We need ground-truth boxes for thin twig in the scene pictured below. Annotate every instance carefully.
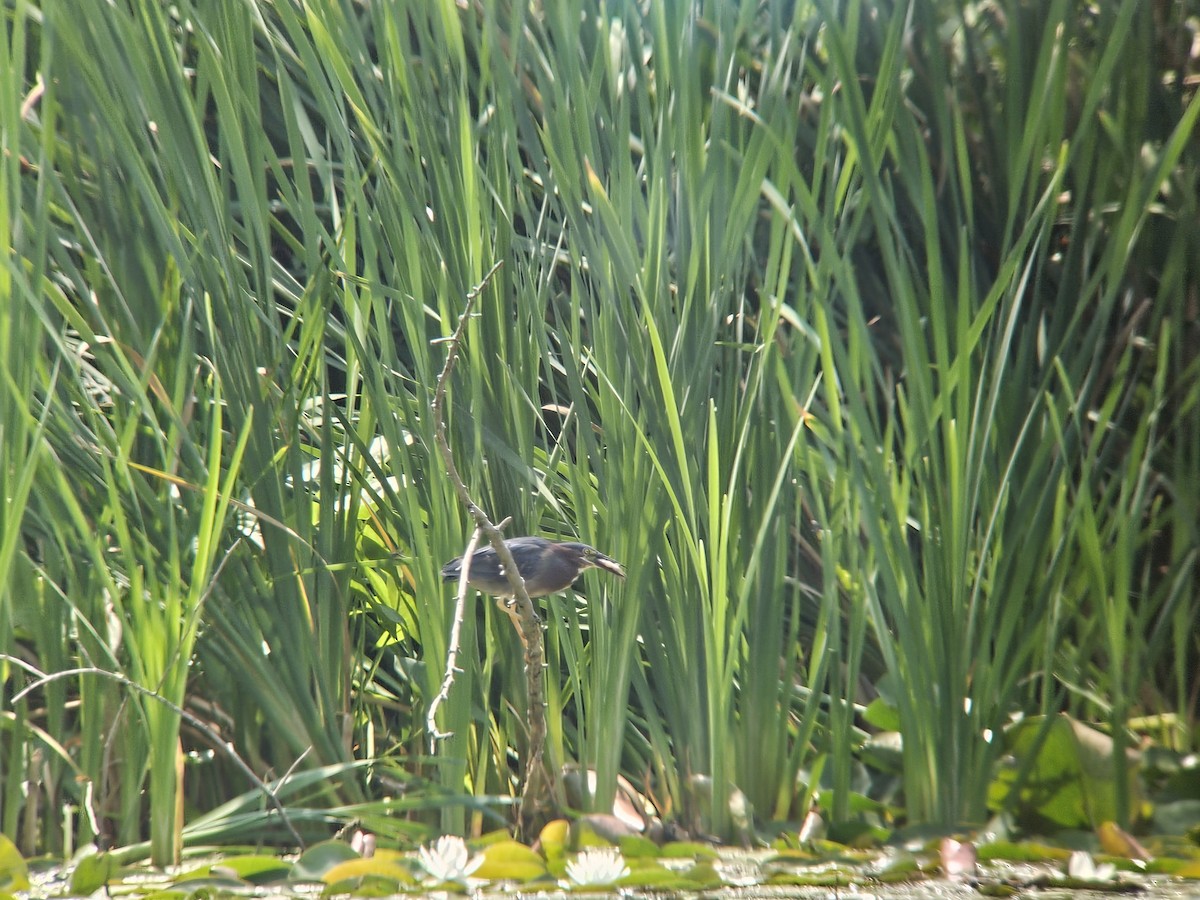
[431,260,506,531]
[5,657,307,850]
[430,260,558,837]
[426,524,482,743]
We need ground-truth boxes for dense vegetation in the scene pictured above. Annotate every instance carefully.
[3,0,1197,868]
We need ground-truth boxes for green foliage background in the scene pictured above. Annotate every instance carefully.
[2,0,1197,864]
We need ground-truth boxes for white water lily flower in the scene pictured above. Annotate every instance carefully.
[417,835,485,884]
[564,847,630,886]
[1067,850,1117,882]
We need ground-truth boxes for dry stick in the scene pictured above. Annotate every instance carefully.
[425,524,483,742]
[430,260,558,839]
[425,513,512,742]
[6,657,307,851]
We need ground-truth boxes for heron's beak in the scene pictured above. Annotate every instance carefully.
[591,552,626,579]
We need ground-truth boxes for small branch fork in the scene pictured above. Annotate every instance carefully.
[429,260,558,838]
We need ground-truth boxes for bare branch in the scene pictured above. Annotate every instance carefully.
[426,525,482,743]
[6,657,307,850]
[430,260,558,837]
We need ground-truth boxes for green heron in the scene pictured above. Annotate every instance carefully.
[441,536,625,599]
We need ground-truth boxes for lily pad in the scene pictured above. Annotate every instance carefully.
[320,857,417,890]
[474,839,548,882]
[989,715,1142,829]
[69,851,117,894]
[0,836,29,894]
[290,840,362,882]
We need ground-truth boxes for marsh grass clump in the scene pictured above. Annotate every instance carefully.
[2,0,1196,863]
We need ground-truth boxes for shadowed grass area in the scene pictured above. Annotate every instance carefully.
[2,0,1197,861]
